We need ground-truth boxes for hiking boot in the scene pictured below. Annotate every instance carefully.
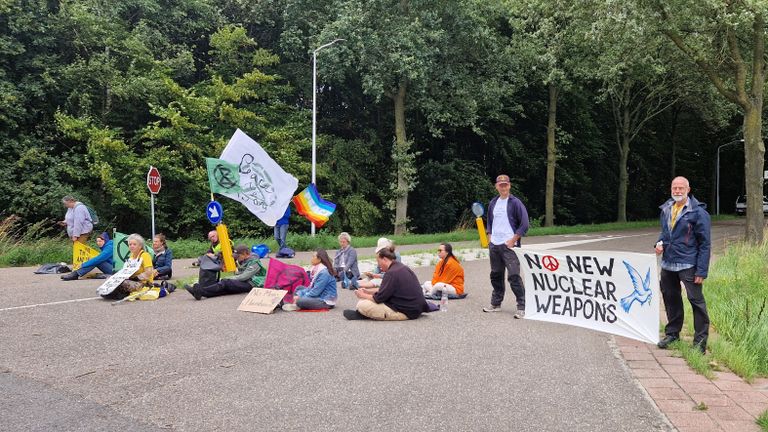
[61,271,79,281]
[343,309,368,320]
[514,309,526,319]
[692,340,707,354]
[657,335,679,349]
[482,305,501,313]
[185,284,201,301]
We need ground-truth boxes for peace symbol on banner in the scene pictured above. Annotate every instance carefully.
[542,255,559,272]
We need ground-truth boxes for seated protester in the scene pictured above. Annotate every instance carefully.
[292,249,338,311]
[61,232,114,281]
[152,233,173,280]
[359,238,402,289]
[333,232,360,289]
[102,234,154,300]
[344,248,429,321]
[422,242,465,296]
[186,244,266,300]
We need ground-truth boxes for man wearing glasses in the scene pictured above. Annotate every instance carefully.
[482,174,529,318]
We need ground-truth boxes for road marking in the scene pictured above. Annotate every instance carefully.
[526,233,652,250]
[0,296,101,312]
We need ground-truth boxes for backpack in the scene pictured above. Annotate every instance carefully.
[77,203,100,225]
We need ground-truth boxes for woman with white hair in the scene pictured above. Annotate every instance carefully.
[102,233,154,300]
[333,232,360,289]
[59,195,93,244]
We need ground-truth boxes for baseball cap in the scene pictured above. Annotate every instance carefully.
[495,174,510,185]
[375,237,392,253]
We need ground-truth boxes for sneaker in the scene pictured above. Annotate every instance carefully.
[514,310,525,319]
[482,305,501,313]
[657,335,679,349]
[281,303,299,312]
[61,271,79,281]
[343,309,368,320]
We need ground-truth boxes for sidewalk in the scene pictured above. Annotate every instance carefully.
[616,336,768,432]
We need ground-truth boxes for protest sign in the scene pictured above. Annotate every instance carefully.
[237,288,287,314]
[96,259,141,296]
[515,248,660,344]
[72,242,99,270]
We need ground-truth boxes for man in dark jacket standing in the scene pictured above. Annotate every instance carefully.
[482,174,529,318]
[655,176,711,353]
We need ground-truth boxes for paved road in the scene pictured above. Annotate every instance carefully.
[0,220,745,431]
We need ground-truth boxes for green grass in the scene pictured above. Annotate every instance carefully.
[672,236,768,382]
[0,216,737,267]
[669,340,715,379]
[757,409,768,431]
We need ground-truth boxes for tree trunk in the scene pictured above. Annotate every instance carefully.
[742,103,765,243]
[545,82,558,227]
[393,82,409,235]
[617,95,631,223]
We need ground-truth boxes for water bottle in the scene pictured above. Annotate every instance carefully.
[440,291,448,313]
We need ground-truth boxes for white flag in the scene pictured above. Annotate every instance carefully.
[515,248,660,344]
[219,129,298,226]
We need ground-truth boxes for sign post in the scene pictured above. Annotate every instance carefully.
[146,166,161,239]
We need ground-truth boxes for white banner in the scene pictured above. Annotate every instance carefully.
[219,129,299,226]
[515,248,660,344]
[96,259,141,296]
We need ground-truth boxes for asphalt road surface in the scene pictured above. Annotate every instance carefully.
[0,220,745,431]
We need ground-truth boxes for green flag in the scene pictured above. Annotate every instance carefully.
[113,231,155,271]
[206,158,241,194]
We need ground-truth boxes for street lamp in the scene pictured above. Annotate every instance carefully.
[311,38,344,235]
[716,138,743,215]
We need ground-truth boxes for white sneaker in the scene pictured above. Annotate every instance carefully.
[482,305,501,313]
[282,303,299,312]
[514,310,525,319]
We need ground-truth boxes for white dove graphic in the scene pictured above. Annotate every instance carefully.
[620,261,652,313]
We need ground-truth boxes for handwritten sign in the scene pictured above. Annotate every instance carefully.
[237,288,287,314]
[97,259,141,296]
[72,242,100,271]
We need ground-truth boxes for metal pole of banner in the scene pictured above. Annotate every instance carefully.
[311,38,344,237]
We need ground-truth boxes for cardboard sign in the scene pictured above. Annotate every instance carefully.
[72,242,100,270]
[237,288,287,314]
[97,259,141,296]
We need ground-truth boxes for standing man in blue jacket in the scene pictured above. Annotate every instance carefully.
[482,174,529,318]
[655,176,711,353]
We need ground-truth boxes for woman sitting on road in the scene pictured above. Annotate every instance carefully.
[422,243,465,297]
[291,249,338,311]
[333,232,360,289]
[61,232,114,281]
[102,233,154,300]
[152,233,173,280]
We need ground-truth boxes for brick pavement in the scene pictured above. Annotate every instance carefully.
[616,336,768,432]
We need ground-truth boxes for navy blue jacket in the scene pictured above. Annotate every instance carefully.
[153,248,173,278]
[486,195,529,246]
[657,195,711,278]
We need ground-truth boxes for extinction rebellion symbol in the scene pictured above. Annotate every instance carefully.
[542,255,559,272]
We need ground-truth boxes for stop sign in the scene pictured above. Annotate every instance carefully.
[146,166,161,194]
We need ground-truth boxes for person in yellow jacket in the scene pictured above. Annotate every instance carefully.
[422,243,464,296]
[102,233,154,300]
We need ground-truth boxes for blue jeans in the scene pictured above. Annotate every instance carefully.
[296,297,333,310]
[340,271,359,289]
[77,261,113,277]
[274,224,288,249]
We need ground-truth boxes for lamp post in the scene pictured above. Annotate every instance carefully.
[716,138,743,215]
[311,38,344,235]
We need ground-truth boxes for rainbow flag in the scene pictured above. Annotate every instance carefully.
[292,184,336,228]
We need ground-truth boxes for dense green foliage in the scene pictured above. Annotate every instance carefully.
[0,0,758,242]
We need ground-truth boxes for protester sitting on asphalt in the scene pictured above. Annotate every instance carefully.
[358,238,402,289]
[151,233,173,280]
[333,232,360,289]
[102,234,154,300]
[344,247,429,321]
[186,244,266,300]
[422,242,465,297]
[289,249,338,311]
[58,195,93,244]
[61,231,113,281]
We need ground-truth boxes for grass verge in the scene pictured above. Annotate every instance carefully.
[757,409,768,431]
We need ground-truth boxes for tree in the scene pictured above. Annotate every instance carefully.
[644,0,767,242]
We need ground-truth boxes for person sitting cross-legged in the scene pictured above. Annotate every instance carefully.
[344,247,429,321]
[61,231,114,281]
[152,233,173,280]
[291,249,338,311]
[422,242,465,297]
[186,244,265,300]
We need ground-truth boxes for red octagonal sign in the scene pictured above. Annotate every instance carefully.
[147,166,161,194]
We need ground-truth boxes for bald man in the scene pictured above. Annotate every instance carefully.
[655,176,711,353]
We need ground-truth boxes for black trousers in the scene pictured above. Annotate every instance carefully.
[660,267,710,343]
[196,279,253,298]
[489,243,525,310]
